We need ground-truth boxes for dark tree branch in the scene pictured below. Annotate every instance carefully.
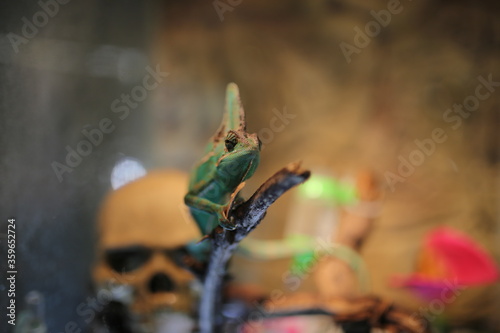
[198,162,310,333]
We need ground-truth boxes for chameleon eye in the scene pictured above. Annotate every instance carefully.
[225,138,237,152]
[225,132,238,152]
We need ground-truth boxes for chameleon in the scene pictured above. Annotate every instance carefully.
[185,83,261,235]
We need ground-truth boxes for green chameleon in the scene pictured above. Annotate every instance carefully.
[185,83,261,235]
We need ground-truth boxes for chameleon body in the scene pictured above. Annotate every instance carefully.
[185,83,261,235]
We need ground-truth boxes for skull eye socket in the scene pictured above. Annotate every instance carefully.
[163,248,188,267]
[105,246,152,273]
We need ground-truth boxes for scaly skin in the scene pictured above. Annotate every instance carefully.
[185,83,261,234]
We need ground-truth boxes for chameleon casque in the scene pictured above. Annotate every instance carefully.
[185,83,261,235]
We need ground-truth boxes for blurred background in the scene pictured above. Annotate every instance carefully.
[1,0,499,332]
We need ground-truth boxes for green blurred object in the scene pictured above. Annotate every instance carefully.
[289,241,371,293]
[290,251,316,275]
[298,174,358,205]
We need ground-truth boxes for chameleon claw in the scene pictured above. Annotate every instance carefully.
[218,209,236,230]
[217,204,237,230]
[219,216,237,231]
[232,196,245,207]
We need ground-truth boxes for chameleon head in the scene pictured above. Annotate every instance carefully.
[216,130,261,189]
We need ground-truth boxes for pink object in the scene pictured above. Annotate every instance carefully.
[391,275,459,300]
[392,227,499,300]
[428,227,499,285]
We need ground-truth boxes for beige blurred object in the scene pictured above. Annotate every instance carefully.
[335,170,383,249]
[97,170,200,249]
[313,170,382,298]
[93,170,202,315]
[312,256,362,298]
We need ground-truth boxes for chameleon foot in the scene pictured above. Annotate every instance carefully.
[219,217,237,230]
[217,182,245,230]
[219,216,236,230]
[217,206,237,230]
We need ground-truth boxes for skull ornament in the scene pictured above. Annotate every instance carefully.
[93,170,202,322]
